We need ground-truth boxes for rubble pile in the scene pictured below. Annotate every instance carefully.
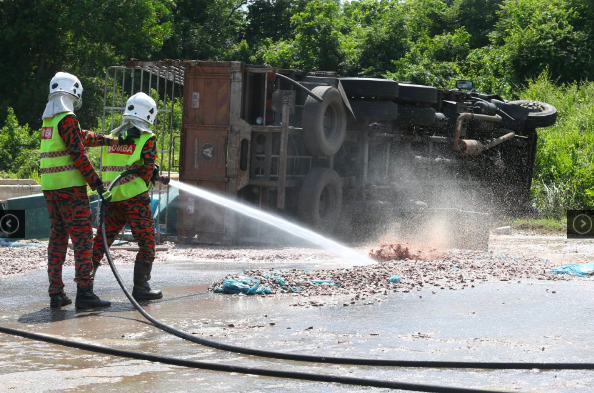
[369,240,436,261]
[209,248,573,306]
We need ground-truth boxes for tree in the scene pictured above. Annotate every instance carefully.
[290,0,345,72]
[355,1,409,77]
[489,0,588,85]
[0,108,39,178]
[0,0,172,129]
[159,0,248,61]
[444,0,505,48]
[388,28,471,87]
[243,0,307,48]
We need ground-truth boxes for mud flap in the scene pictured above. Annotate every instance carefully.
[337,80,356,120]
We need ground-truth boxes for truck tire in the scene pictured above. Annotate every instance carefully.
[302,86,347,157]
[508,100,557,128]
[339,78,399,100]
[298,167,343,233]
[396,84,438,104]
[350,100,398,121]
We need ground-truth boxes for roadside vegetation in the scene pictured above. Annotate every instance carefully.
[512,218,566,234]
[0,0,592,217]
[523,76,594,218]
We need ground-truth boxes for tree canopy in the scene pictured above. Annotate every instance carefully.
[1,0,593,128]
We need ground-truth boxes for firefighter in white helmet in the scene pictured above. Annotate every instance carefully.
[92,92,168,301]
[41,72,140,309]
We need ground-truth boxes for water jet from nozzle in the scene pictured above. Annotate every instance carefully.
[169,180,374,266]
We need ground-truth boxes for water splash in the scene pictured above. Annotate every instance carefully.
[169,180,374,266]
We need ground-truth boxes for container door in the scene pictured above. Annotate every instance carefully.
[179,62,233,240]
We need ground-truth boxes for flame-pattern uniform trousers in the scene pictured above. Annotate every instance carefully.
[92,191,155,264]
[43,115,119,296]
[91,136,158,296]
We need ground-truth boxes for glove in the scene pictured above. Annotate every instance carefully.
[152,164,170,185]
[151,164,160,184]
[97,185,112,204]
[118,127,141,144]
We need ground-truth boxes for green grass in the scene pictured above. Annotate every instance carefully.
[522,73,594,218]
[512,217,566,234]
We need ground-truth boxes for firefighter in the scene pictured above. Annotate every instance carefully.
[41,71,140,309]
[91,92,165,301]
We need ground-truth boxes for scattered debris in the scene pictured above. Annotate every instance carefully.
[209,246,577,307]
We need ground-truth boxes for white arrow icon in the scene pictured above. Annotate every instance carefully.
[0,214,19,236]
[573,214,593,236]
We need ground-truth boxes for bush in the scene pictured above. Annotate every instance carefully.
[0,108,40,179]
[524,73,594,217]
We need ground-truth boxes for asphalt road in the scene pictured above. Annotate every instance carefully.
[1,256,593,392]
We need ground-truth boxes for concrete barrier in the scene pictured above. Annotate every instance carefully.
[0,179,41,201]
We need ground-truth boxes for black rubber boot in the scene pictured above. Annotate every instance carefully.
[50,292,72,308]
[75,285,111,309]
[132,260,162,300]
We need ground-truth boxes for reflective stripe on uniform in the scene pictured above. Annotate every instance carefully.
[39,164,78,174]
[102,165,128,172]
[40,150,70,159]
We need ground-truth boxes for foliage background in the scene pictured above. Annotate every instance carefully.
[0,0,592,217]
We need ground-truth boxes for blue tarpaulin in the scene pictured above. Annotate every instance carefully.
[213,277,272,295]
[550,263,594,277]
[0,238,42,247]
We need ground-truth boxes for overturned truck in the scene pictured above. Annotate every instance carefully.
[105,60,557,247]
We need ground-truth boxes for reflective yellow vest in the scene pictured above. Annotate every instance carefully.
[40,112,87,191]
[101,132,154,202]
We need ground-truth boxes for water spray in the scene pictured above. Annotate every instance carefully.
[170,180,375,266]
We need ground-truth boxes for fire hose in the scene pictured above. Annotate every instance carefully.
[1,170,593,393]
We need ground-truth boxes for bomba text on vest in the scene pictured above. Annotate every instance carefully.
[108,144,136,155]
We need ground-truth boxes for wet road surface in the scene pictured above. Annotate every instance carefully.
[1,258,593,392]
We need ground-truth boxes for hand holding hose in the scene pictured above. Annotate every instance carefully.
[97,184,112,205]
[158,175,170,185]
[151,164,170,185]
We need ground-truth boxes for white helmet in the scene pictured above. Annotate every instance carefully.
[49,72,83,105]
[124,92,157,125]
